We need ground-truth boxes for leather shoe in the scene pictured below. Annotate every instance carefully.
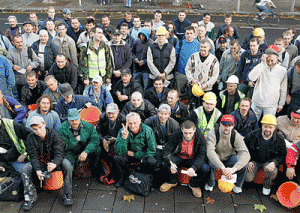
[63,194,73,206]
[189,185,202,198]
[160,183,177,192]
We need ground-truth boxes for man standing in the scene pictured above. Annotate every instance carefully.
[68,18,84,44]
[0,55,15,96]
[244,114,286,195]
[129,16,142,41]
[22,21,39,47]
[152,10,165,32]
[117,11,133,29]
[114,112,157,186]
[216,14,239,40]
[206,115,250,193]
[52,23,78,67]
[198,13,215,40]
[77,18,96,49]
[160,120,208,198]
[173,11,191,41]
[120,23,134,50]
[248,47,287,119]
[5,16,21,42]
[283,30,298,61]
[196,25,215,54]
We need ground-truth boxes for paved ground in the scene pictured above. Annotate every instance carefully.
[1,178,300,213]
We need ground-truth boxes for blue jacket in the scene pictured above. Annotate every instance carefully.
[216,24,239,39]
[117,19,134,29]
[237,49,262,83]
[31,40,60,71]
[54,95,96,123]
[231,108,258,137]
[2,95,27,123]
[83,85,113,113]
[173,18,191,40]
[0,55,15,96]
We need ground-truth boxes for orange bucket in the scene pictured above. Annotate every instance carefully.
[178,167,191,185]
[277,182,300,208]
[253,164,284,184]
[43,171,64,190]
[215,169,222,181]
[80,106,101,126]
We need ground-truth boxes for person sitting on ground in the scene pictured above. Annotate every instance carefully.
[83,75,113,113]
[20,71,47,110]
[205,114,250,194]
[0,89,27,123]
[231,97,258,137]
[244,114,286,196]
[144,76,169,109]
[54,83,96,123]
[277,109,300,145]
[160,120,208,198]
[121,91,156,122]
[58,108,100,178]
[48,54,77,90]
[114,112,157,187]
[43,75,63,106]
[190,92,222,136]
[217,75,245,115]
[145,104,180,172]
[26,95,61,130]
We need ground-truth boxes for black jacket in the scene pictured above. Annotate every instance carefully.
[96,113,126,140]
[20,80,47,108]
[163,101,189,125]
[144,115,180,145]
[163,129,207,172]
[25,128,64,172]
[231,109,258,137]
[244,129,286,166]
[121,99,157,122]
[144,87,169,108]
[216,90,244,115]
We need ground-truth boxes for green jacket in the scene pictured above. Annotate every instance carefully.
[58,120,100,165]
[79,40,113,81]
[115,123,156,159]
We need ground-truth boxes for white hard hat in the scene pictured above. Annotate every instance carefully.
[226,75,239,84]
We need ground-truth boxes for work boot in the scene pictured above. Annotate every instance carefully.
[160,183,177,192]
[189,185,202,198]
[23,190,37,211]
[63,194,73,206]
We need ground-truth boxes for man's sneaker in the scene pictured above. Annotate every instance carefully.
[204,183,213,191]
[262,187,271,196]
[233,186,242,194]
[189,185,202,198]
[23,193,37,211]
[160,183,177,192]
[63,194,73,206]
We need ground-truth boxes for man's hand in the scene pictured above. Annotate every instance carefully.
[201,83,208,90]
[103,139,109,152]
[76,135,80,141]
[138,60,144,66]
[26,65,32,72]
[84,79,89,85]
[122,123,129,140]
[247,162,255,172]
[127,151,134,157]
[261,54,267,63]
[222,167,237,180]
[277,108,282,113]
[191,79,198,86]
[265,162,276,172]
[217,79,220,84]
[170,163,177,174]
[113,70,121,77]
[134,58,139,63]
[187,168,196,177]
[36,170,44,181]
[286,168,296,180]
[248,81,255,87]
[13,65,21,71]
[78,151,88,161]
[17,152,27,162]
[106,78,111,84]
[286,94,291,104]
[85,102,92,108]
[47,162,57,172]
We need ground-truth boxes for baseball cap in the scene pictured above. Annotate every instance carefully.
[291,109,300,119]
[121,69,131,75]
[158,104,171,113]
[68,108,80,120]
[265,45,279,56]
[29,116,45,126]
[106,103,119,113]
[221,114,235,126]
[23,20,34,26]
[92,75,103,83]
[62,8,72,14]
[218,36,227,44]
[112,29,121,35]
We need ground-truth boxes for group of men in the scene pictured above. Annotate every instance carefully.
[1,6,300,211]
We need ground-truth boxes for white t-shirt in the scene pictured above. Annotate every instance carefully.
[257,0,271,7]
[38,43,46,71]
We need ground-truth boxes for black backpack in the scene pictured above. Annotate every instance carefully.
[124,169,152,196]
[214,125,236,148]
[254,0,261,3]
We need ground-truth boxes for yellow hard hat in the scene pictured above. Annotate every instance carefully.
[156,26,168,35]
[192,84,205,97]
[203,92,217,104]
[254,28,265,37]
[261,114,277,125]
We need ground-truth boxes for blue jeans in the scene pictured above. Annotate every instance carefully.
[257,5,268,14]
[132,71,150,91]
[61,158,73,195]
[207,155,247,188]
[126,0,131,7]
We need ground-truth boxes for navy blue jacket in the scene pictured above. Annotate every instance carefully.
[231,109,258,137]
[2,95,27,123]
[173,18,191,40]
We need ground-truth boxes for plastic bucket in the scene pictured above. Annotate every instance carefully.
[43,171,64,190]
[253,165,284,185]
[80,106,101,126]
[276,181,300,208]
[178,167,191,185]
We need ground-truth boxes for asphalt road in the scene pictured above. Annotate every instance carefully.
[0,12,299,45]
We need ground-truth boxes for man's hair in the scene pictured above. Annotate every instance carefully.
[240,97,252,106]
[230,39,239,46]
[126,112,141,122]
[249,37,259,44]
[133,16,141,21]
[102,15,110,20]
[12,35,22,42]
[295,59,300,68]
[120,23,129,28]
[179,10,186,14]
[144,19,152,25]
[200,39,210,45]
[56,53,67,60]
[283,31,292,37]
[45,19,54,25]
[36,95,53,113]
[48,6,55,12]
[57,22,66,28]
[286,27,296,34]
[181,120,196,130]
[155,10,162,15]
[91,26,102,34]
[44,75,57,83]
[131,91,143,99]
[124,11,132,16]
[224,25,234,34]
[26,70,37,78]
[191,22,199,27]
[225,14,232,19]
[203,13,210,17]
[86,18,95,25]
[71,17,79,22]
[168,89,179,98]
[30,12,37,16]
[185,26,195,33]
[275,37,284,43]
[154,76,165,83]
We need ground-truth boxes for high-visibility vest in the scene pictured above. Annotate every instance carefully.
[194,106,222,136]
[2,118,29,160]
[87,47,106,79]
[220,90,245,111]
